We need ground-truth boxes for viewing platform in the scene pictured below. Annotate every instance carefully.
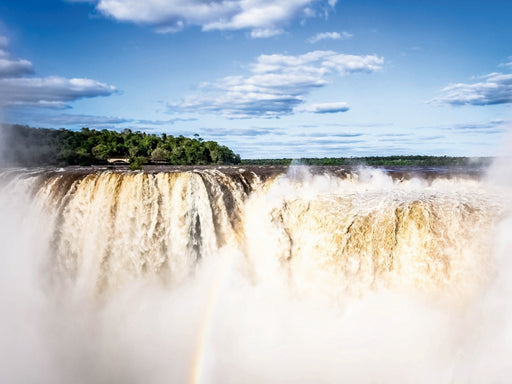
[107,157,130,165]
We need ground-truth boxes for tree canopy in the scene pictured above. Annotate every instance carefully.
[0,125,241,167]
[240,156,492,167]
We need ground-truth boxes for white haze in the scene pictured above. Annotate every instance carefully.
[0,164,511,383]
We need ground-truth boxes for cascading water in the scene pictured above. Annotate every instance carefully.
[40,170,252,296]
[0,165,510,383]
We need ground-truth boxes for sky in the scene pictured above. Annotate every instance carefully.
[0,0,511,158]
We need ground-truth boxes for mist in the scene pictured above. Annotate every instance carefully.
[0,159,511,383]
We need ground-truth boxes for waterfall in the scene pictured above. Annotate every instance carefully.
[0,166,510,383]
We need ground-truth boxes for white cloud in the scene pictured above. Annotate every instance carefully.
[37,113,131,126]
[170,50,383,118]
[299,101,349,113]
[0,36,34,78]
[0,58,34,78]
[431,72,512,106]
[0,34,116,109]
[502,61,512,68]
[308,31,352,44]
[72,0,337,36]
[250,28,283,38]
[9,112,197,130]
[0,77,116,108]
[444,119,508,133]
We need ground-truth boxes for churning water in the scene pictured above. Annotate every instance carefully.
[0,165,511,383]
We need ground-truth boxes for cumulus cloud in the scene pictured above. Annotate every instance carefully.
[299,101,349,113]
[170,50,383,118]
[0,34,116,109]
[308,31,352,44]
[0,77,116,108]
[0,58,33,78]
[431,72,512,106]
[69,0,338,36]
[0,36,34,78]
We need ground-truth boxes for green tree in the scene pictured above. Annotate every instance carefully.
[151,147,170,163]
[91,144,110,161]
[130,156,147,171]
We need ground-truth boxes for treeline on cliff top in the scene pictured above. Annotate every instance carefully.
[241,156,493,167]
[0,125,241,168]
[1,124,492,169]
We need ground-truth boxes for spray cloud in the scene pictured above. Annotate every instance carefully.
[0,166,510,383]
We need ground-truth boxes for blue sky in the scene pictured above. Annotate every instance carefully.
[0,0,511,158]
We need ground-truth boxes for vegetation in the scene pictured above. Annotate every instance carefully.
[0,125,492,169]
[0,125,241,167]
[241,156,493,167]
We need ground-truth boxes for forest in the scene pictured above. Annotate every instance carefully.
[0,125,241,169]
[241,156,493,167]
[0,124,493,169]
